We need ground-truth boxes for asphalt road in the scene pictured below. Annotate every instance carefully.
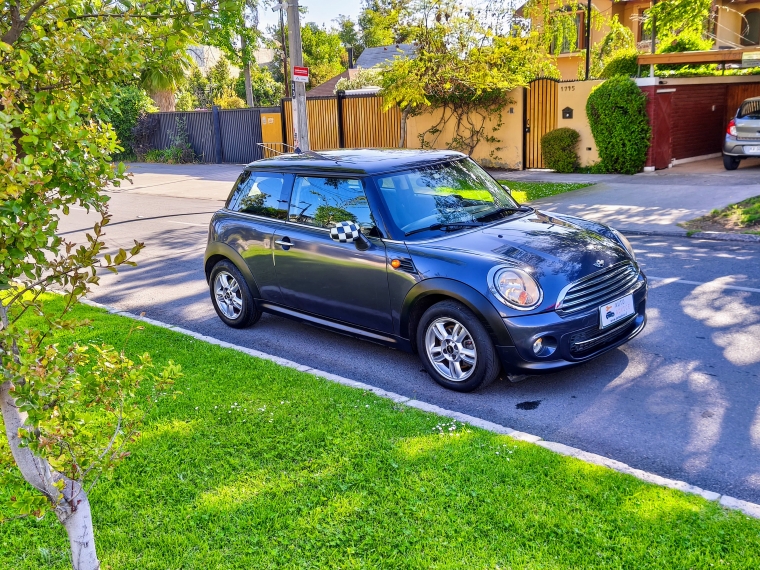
[59,186,760,505]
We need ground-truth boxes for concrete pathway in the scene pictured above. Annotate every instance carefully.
[489,157,760,235]
[121,159,760,235]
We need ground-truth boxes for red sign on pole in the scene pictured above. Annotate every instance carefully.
[293,66,309,83]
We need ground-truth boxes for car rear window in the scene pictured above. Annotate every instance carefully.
[738,100,760,119]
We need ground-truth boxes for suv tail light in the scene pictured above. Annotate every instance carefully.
[727,119,737,137]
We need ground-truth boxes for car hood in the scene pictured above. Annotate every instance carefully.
[407,209,632,285]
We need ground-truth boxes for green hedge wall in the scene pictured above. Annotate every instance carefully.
[586,77,651,174]
[541,128,580,173]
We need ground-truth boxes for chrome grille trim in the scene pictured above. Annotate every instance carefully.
[557,261,640,315]
[569,314,638,353]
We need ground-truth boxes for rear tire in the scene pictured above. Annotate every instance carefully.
[416,300,501,392]
[209,260,261,329]
[723,154,741,170]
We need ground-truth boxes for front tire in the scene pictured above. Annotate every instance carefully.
[416,300,500,392]
[723,154,741,170]
[209,260,261,328]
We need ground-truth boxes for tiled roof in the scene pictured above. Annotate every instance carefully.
[354,44,417,68]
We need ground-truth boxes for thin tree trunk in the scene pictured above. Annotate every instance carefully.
[399,106,410,148]
[0,308,100,570]
[150,89,175,112]
[241,34,254,107]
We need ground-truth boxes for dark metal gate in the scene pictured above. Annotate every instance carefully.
[218,108,264,164]
[523,78,559,169]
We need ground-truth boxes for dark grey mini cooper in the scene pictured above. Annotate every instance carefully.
[204,149,647,392]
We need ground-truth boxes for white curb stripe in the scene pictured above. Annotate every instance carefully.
[78,297,760,520]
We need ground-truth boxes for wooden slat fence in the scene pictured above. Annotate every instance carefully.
[282,94,401,150]
[523,78,559,169]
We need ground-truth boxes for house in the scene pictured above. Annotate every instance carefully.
[307,43,416,98]
[522,0,760,80]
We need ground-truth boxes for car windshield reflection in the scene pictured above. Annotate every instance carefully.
[372,158,520,238]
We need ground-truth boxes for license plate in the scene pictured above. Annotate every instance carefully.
[599,294,635,329]
[744,146,760,154]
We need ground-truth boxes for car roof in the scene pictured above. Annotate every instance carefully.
[246,149,467,175]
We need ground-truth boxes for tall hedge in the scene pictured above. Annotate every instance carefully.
[586,77,651,174]
[108,86,157,160]
[541,128,580,173]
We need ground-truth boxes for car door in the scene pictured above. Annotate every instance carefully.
[220,170,293,304]
[272,175,393,333]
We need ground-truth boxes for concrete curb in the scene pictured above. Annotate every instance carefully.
[622,229,760,243]
[80,298,760,520]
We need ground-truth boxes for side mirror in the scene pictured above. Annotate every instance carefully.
[329,221,369,250]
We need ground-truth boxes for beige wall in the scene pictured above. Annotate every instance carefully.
[556,79,604,166]
[715,4,757,48]
[404,88,525,169]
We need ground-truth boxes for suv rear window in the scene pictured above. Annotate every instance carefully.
[227,171,288,219]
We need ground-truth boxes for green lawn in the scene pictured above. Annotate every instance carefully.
[1,298,759,569]
[681,195,760,235]
[501,180,592,203]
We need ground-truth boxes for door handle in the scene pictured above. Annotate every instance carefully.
[275,238,294,248]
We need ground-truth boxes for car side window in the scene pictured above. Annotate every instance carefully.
[288,176,381,235]
[227,171,288,220]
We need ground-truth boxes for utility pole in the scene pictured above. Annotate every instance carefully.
[286,0,309,151]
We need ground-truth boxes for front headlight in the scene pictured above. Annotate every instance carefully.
[611,229,636,261]
[489,267,543,310]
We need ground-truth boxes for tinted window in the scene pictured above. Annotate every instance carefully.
[228,171,287,219]
[288,177,378,232]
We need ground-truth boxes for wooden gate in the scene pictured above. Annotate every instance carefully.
[523,78,559,169]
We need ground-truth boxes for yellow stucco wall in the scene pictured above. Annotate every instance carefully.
[715,5,758,48]
[404,88,525,169]
[260,112,283,144]
[556,79,604,166]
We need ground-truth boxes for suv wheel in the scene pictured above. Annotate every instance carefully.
[209,260,261,328]
[416,300,500,392]
[723,155,741,170]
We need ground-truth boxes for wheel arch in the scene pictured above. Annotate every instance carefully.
[401,278,514,353]
[204,242,262,298]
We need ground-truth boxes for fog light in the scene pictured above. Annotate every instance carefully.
[533,338,543,355]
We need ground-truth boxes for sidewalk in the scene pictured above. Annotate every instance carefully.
[118,159,760,235]
[490,157,760,234]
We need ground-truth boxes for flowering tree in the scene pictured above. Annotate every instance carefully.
[0,2,204,568]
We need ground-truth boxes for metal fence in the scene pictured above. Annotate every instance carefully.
[149,107,267,164]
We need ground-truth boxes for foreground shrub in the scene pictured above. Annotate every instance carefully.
[541,128,580,173]
[586,77,651,174]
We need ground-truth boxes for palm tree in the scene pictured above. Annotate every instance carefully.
[140,51,191,112]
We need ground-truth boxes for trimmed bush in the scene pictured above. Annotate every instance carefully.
[586,77,651,174]
[541,128,580,173]
[599,48,640,79]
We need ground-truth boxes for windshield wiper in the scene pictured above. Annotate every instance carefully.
[476,205,532,223]
[404,222,482,237]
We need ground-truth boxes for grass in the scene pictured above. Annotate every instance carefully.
[2,298,760,569]
[500,180,592,203]
[680,196,760,235]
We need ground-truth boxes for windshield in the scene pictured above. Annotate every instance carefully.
[372,158,521,238]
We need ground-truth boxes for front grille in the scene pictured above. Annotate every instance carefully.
[557,261,640,315]
[569,314,637,354]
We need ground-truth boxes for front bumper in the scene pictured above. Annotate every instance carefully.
[495,279,648,375]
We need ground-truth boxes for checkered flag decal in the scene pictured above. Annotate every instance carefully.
[329,221,361,243]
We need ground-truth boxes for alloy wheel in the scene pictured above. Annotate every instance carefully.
[214,271,243,320]
[424,317,477,381]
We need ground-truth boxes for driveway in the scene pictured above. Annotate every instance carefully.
[66,163,760,504]
[490,156,760,234]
